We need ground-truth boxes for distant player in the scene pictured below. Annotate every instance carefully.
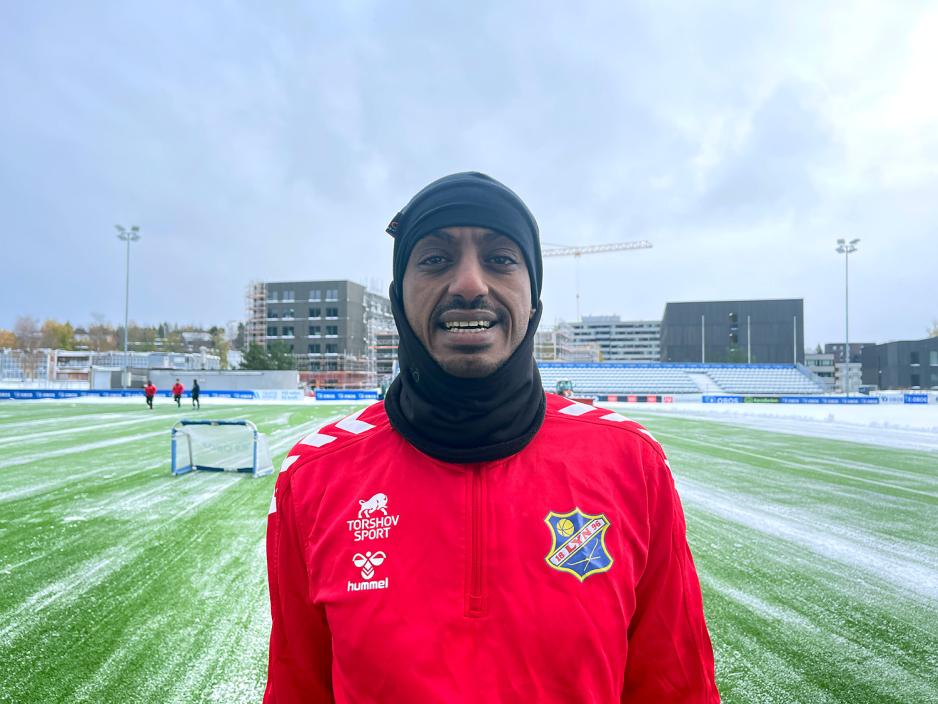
[191,379,200,409]
[144,380,156,410]
[172,378,184,408]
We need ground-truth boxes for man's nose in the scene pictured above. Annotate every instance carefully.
[448,255,489,301]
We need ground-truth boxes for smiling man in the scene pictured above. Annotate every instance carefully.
[264,172,720,703]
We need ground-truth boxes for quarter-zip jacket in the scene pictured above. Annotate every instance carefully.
[264,394,720,703]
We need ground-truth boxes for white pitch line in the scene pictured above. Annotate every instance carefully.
[0,429,168,471]
[0,408,242,447]
[656,430,938,500]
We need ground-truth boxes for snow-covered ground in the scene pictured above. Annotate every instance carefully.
[602,401,938,453]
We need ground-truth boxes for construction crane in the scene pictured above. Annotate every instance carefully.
[542,240,653,321]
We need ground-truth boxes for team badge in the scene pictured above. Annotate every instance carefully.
[544,508,613,581]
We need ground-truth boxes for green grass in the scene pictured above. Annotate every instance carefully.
[0,401,362,704]
[1,402,936,703]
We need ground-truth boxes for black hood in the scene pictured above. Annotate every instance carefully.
[383,172,546,464]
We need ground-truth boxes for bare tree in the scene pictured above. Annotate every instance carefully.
[88,313,117,351]
[13,316,40,351]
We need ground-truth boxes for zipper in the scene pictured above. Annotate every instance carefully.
[465,465,487,617]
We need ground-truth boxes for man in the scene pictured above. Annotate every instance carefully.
[172,378,184,408]
[143,380,156,410]
[264,172,719,703]
[191,378,200,409]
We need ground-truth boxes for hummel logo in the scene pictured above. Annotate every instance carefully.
[348,551,390,593]
[352,550,386,580]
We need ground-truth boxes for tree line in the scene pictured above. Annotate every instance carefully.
[0,315,238,359]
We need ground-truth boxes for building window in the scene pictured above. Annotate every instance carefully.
[325,343,338,355]
[282,290,295,302]
[326,289,339,301]
[308,343,321,354]
[930,350,938,366]
[326,307,339,318]
[268,290,278,302]
[309,326,321,337]
[910,351,920,365]
[282,326,295,338]
[266,326,277,337]
[309,290,321,301]
[284,308,295,319]
[267,308,279,319]
[911,373,920,387]
[326,325,338,337]
[309,307,321,319]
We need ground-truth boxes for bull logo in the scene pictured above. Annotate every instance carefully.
[358,492,389,518]
[352,551,386,580]
[544,508,613,581]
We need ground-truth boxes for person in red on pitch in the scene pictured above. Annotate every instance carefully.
[172,378,184,408]
[144,380,156,410]
[263,173,720,703]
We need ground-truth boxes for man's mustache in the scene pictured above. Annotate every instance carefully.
[431,296,504,320]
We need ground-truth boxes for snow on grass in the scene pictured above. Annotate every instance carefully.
[2,401,936,703]
[612,401,938,452]
[680,476,938,602]
[0,544,143,644]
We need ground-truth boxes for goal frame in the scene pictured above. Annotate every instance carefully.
[170,419,272,478]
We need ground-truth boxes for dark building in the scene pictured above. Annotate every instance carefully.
[824,342,872,364]
[250,280,394,380]
[861,336,938,390]
[660,299,804,364]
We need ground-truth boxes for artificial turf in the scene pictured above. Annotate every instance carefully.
[0,401,935,703]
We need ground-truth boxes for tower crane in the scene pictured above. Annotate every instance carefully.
[542,240,653,321]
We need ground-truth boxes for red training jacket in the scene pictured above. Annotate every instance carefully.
[265,394,719,703]
[144,384,156,398]
[172,383,184,396]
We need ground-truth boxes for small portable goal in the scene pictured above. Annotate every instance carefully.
[171,419,274,478]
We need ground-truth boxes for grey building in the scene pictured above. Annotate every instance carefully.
[250,280,395,381]
[569,316,660,361]
[861,336,938,390]
[804,352,836,391]
[261,280,367,370]
[660,299,805,364]
[824,342,871,364]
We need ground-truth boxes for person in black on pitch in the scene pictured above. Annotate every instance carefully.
[192,379,200,409]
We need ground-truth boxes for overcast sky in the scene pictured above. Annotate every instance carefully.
[2,1,936,348]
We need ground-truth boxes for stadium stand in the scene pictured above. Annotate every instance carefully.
[537,363,826,396]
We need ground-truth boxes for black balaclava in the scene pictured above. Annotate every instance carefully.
[384,172,546,463]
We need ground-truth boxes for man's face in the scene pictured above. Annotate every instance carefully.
[402,226,534,378]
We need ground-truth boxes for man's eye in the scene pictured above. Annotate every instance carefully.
[489,255,518,266]
[419,255,447,266]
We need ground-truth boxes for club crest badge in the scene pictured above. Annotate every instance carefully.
[544,508,613,581]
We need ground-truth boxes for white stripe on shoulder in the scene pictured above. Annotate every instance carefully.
[639,428,660,444]
[599,412,629,422]
[299,432,337,448]
[280,454,300,473]
[336,408,375,435]
[558,400,596,417]
[268,491,277,515]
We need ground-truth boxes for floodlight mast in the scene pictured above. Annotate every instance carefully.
[542,240,653,321]
[835,238,859,396]
[116,225,141,388]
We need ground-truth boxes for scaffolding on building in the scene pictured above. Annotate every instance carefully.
[245,281,267,349]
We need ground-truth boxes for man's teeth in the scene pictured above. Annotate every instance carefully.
[443,321,494,331]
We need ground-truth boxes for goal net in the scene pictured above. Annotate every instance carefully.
[171,419,273,478]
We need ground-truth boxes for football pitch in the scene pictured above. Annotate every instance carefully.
[1,402,936,703]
